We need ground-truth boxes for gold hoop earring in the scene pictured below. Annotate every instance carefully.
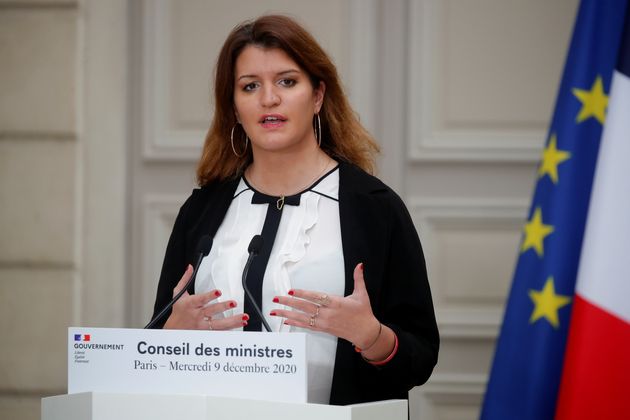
[230,124,249,157]
[314,113,322,147]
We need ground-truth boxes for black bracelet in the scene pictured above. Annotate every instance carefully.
[353,322,382,353]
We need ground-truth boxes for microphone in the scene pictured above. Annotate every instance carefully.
[144,235,213,329]
[242,235,272,332]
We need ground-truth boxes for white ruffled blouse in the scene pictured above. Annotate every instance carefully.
[195,167,344,404]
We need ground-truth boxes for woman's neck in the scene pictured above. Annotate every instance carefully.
[245,148,335,197]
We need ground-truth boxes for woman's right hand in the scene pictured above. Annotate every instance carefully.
[163,265,249,330]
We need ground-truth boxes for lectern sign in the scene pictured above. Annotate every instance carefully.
[68,328,308,403]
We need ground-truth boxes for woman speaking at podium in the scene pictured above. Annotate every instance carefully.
[151,15,439,405]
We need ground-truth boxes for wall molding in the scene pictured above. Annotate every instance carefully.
[136,194,186,325]
[406,0,544,162]
[78,0,128,327]
[0,131,76,141]
[0,2,77,9]
[348,0,379,136]
[411,197,528,339]
[141,0,199,161]
[423,373,486,399]
[410,372,486,419]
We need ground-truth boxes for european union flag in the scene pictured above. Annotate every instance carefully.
[481,1,629,419]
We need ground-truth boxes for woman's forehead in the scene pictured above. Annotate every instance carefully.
[234,46,303,78]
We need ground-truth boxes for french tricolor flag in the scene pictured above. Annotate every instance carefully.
[74,334,91,342]
[555,13,630,420]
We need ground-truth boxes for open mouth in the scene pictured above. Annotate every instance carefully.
[259,115,287,123]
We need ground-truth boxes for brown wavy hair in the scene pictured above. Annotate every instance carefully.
[196,14,380,185]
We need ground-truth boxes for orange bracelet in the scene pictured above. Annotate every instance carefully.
[362,332,399,366]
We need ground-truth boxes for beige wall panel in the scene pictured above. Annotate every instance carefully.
[0,395,41,420]
[408,0,579,161]
[440,0,577,129]
[0,268,72,391]
[414,199,526,332]
[0,139,75,264]
[435,225,518,304]
[0,8,76,133]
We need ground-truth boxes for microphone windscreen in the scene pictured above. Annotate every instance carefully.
[248,235,264,255]
[196,235,213,256]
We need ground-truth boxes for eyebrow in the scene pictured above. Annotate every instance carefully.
[237,69,301,81]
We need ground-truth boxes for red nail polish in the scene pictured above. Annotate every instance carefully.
[242,321,248,326]
[288,290,294,296]
[272,297,279,303]
[214,290,221,297]
[270,311,277,316]
[360,262,364,270]
[242,314,249,321]
[229,301,236,308]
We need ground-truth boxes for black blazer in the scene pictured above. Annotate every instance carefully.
[151,162,439,405]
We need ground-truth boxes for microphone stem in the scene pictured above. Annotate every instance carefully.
[144,252,204,329]
[242,254,272,332]
[243,288,272,332]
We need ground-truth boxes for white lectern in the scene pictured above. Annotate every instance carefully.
[42,392,408,420]
[56,328,407,419]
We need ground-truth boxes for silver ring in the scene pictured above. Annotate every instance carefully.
[313,306,320,317]
[309,316,316,328]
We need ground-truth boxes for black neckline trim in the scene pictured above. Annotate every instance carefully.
[233,187,251,200]
[241,164,339,201]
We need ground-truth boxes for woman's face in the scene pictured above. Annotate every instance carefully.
[233,45,324,156]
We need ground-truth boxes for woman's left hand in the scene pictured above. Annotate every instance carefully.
[270,263,381,349]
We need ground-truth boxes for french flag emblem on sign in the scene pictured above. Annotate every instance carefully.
[74,334,91,342]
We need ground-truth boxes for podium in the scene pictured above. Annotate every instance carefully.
[42,392,408,420]
[56,328,407,419]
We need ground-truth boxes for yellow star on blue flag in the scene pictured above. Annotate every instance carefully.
[529,277,572,328]
[573,75,609,124]
[521,207,554,257]
[538,134,571,184]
